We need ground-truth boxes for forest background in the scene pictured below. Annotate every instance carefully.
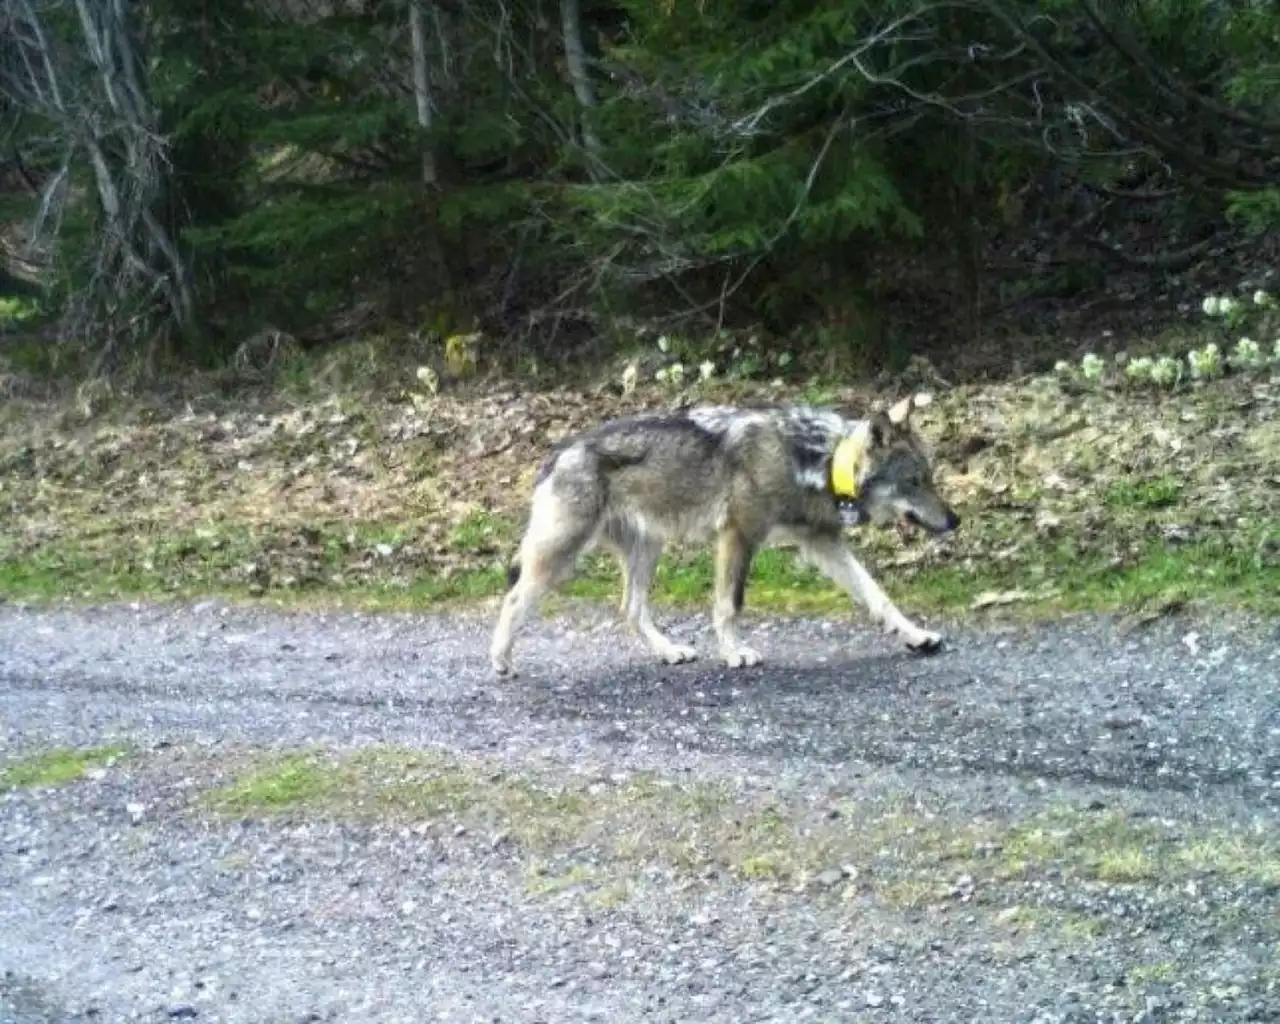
[0,0,1277,616]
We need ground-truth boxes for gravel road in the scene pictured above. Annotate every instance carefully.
[2,599,1278,1024]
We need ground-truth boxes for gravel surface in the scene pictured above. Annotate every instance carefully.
[2,599,1279,1023]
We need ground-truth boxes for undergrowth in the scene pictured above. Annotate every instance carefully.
[1,339,1276,620]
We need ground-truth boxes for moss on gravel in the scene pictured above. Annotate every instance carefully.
[199,745,1280,923]
[0,745,128,792]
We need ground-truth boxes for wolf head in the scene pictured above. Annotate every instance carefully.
[830,393,960,535]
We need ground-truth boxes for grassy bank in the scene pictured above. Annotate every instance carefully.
[1,365,1277,619]
[0,517,1276,619]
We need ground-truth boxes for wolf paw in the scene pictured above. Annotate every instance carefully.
[657,642,699,665]
[902,629,944,655]
[722,645,763,669]
[491,654,517,677]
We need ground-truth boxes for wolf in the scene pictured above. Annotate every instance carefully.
[489,392,959,676]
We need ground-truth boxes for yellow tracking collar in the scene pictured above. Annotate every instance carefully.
[829,434,865,498]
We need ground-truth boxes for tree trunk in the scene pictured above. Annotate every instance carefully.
[560,0,602,180]
[404,0,450,305]
[408,0,437,185]
[71,0,194,357]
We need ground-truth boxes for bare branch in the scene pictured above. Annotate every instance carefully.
[730,10,935,137]
[1077,234,1215,271]
[3,0,196,362]
[979,0,1273,190]
[1075,0,1280,137]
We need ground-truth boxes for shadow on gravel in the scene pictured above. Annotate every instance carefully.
[529,654,1269,799]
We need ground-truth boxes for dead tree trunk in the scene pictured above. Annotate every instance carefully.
[73,0,193,365]
[403,0,450,303]
[408,0,437,185]
[560,0,602,180]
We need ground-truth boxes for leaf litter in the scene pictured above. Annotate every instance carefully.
[0,367,1276,606]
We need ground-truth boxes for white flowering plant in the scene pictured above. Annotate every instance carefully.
[1123,356,1155,383]
[1202,294,1249,330]
[640,329,784,389]
[1049,281,1278,395]
[1150,356,1182,388]
[655,360,686,386]
[1198,285,1279,379]
[1187,342,1223,380]
[1229,337,1265,371]
[1054,351,1131,389]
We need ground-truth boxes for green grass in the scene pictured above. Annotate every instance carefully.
[566,530,1280,617]
[2,521,1277,617]
[0,295,43,329]
[210,752,337,810]
[0,745,128,791]
[1102,475,1184,509]
[448,509,517,552]
[0,520,511,607]
[198,746,1280,912]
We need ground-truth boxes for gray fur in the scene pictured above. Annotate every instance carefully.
[490,401,959,676]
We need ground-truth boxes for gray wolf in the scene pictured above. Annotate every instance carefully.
[489,393,959,676]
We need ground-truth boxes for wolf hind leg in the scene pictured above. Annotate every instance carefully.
[713,526,762,668]
[602,519,697,665]
[490,494,597,676]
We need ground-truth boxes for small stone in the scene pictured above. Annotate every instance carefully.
[816,869,844,888]
[865,991,884,1008]
[125,802,145,824]
[167,1006,198,1019]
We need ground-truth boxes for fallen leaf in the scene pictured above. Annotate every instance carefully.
[970,589,1034,610]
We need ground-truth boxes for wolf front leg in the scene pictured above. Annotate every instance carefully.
[798,533,943,653]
